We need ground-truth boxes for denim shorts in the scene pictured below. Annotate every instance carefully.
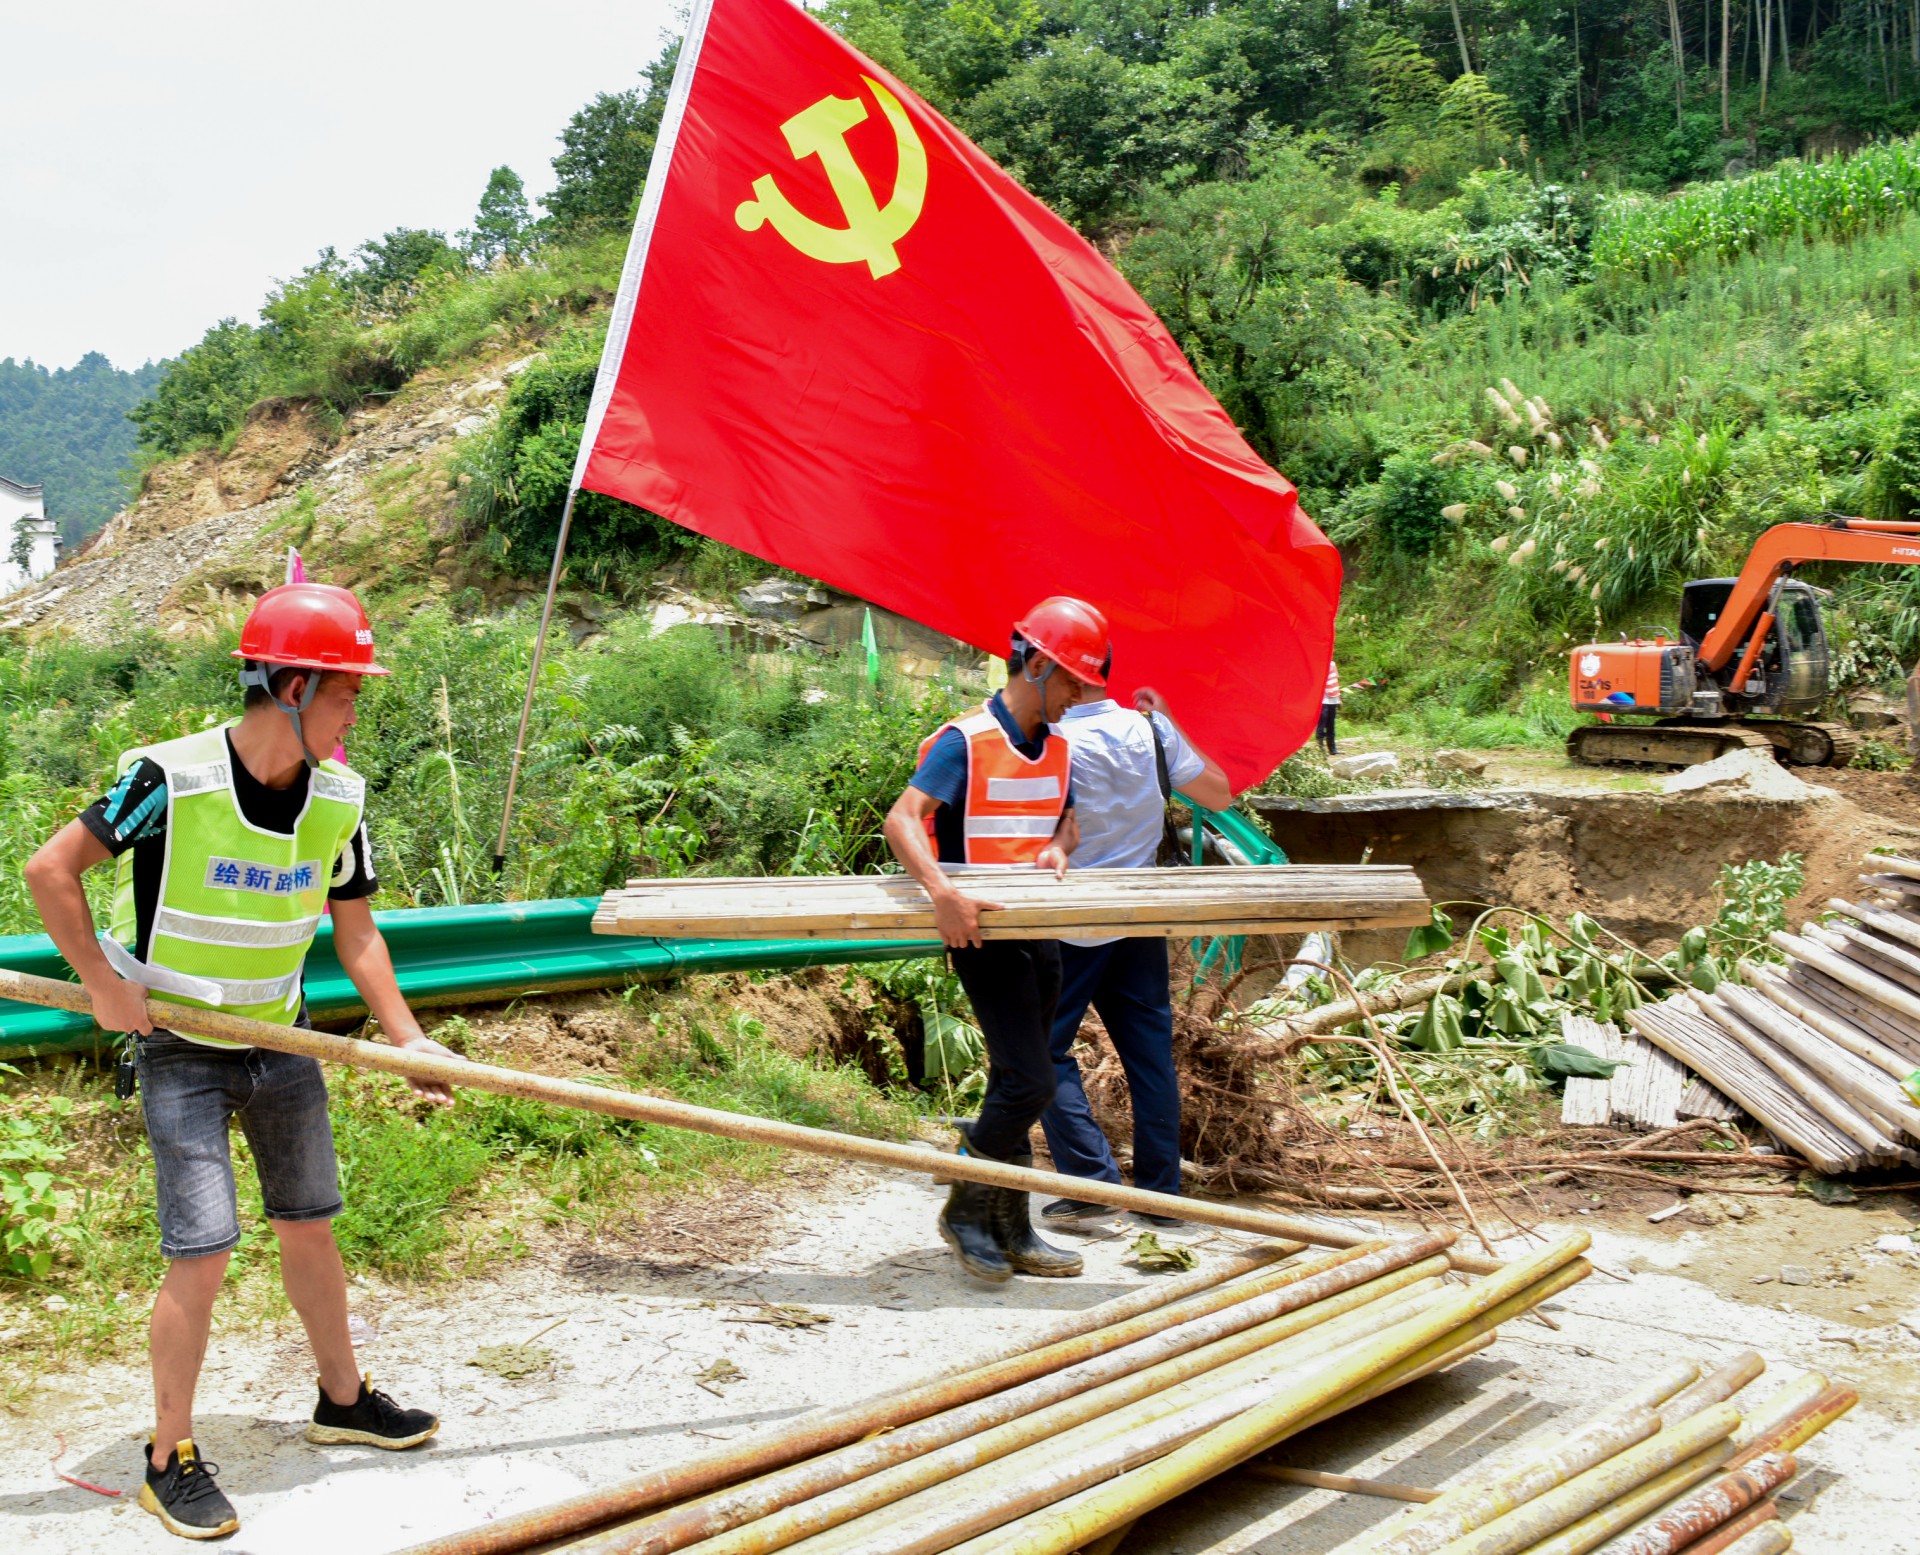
[136,1028,343,1260]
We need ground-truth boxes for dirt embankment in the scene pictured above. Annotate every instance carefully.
[0,353,542,645]
[1260,783,1918,957]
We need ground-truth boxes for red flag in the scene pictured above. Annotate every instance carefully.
[574,0,1339,787]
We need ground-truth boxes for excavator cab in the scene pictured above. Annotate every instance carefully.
[1565,516,1909,768]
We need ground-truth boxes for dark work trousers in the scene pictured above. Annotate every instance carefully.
[1039,937,1182,1196]
[950,939,1062,1160]
[1315,702,1339,755]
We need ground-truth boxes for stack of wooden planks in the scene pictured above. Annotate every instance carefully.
[1559,1014,1694,1129]
[1625,849,1920,1176]
[592,864,1431,941]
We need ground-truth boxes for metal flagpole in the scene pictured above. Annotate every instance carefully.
[487,0,717,873]
[492,485,579,871]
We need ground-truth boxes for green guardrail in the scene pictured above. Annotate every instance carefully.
[0,898,939,1061]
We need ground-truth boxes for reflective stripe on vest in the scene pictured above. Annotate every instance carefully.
[916,705,1069,866]
[108,724,364,1048]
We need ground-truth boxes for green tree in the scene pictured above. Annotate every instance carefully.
[128,320,267,455]
[0,353,163,543]
[545,48,677,236]
[345,229,465,308]
[463,166,533,265]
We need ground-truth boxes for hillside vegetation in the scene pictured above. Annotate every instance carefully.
[5,0,1920,924]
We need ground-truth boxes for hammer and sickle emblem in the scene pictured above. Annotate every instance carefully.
[735,75,927,279]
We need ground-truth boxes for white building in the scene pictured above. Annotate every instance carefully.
[0,475,59,595]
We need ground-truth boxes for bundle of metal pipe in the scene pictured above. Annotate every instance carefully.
[1290,1351,1853,1555]
[395,1234,1590,1555]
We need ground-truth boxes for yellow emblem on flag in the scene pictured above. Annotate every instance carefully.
[735,75,927,279]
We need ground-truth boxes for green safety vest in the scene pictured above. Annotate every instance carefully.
[105,724,365,1049]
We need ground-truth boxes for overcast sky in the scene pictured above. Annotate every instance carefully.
[5,1,683,371]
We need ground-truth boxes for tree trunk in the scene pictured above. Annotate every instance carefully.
[1743,0,1754,85]
[1670,0,1689,128]
[1448,0,1473,75]
[1760,0,1772,111]
[1573,0,1586,135]
[1723,0,1733,130]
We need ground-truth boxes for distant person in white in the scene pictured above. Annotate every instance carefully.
[1038,682,1233,1227]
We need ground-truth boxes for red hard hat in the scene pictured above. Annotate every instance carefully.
[231,584,390,676]
[1016,596,1110,687]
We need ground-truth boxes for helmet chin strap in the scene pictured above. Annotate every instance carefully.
[239,661,324,769]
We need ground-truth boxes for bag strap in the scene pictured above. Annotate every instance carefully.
[1148,713,1173,803]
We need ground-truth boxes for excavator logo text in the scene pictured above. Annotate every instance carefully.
[735,76,928,280]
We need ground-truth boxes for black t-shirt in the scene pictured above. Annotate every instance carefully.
[80,731,377,960]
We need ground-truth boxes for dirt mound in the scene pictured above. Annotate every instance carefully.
[1259,785,1920,957]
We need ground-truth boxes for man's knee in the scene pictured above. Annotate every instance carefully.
[268,1217,338,1247]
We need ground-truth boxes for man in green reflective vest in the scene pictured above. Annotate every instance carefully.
[27,583,456,1541]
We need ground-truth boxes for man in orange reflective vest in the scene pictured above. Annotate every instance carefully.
[884,597,1107,1283]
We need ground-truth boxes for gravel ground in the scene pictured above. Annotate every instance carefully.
[0,1171,1912,1554]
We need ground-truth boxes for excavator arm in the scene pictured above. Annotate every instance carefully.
[1696,519,1920,672]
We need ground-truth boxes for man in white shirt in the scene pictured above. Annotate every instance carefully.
[1038,684,1232,1227]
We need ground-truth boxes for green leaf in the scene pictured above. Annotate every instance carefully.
[1536,1041,1629,1081]
[1405,907,1456,960]
[1796,1174,1859,1205]
[1128,1231,1198,1272]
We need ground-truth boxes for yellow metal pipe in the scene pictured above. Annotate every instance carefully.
[842,1238,1592,1555]
[1421,1405,1743,1555]
[564,1264,1451,1555]
[1726,1374,1826,1453]
[1358,1351,1764,1555]
[676,1279,1463,1555]
[1353,1407,1665,1555]
[1390,1359,1700,1534]
[1716,1525,1793,1555]
[937,1329,1502,1555]
[1497,1444,1739,1555]
[0,966,1494,1272]
[1659,1352,1765,1422]
[401,1243,1321,1555]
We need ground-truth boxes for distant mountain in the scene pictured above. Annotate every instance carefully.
[0,354,163,545]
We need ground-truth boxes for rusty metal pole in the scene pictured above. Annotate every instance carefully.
[0,968,1493,1273]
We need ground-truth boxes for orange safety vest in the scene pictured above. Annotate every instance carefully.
[917,703,1071,866]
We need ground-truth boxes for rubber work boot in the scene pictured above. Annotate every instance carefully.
[991,1153,1084,1278]
[938,1176,1013,1282]
[139,1438,240,1540]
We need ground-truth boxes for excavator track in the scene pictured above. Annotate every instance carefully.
[1567,719,1860,769]
[1565,724,1773,769]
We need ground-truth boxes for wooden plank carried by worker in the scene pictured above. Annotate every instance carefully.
[592,864,1431,941]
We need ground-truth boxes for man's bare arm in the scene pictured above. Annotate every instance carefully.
[883,787,1004,948]
[26,822,151,1034]
[1132,688,1234,811]
[323,897,454,1105]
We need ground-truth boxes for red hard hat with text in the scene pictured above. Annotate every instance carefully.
[1016,596,1110,686]
[232,584,390,675]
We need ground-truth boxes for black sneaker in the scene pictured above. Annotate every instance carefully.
[305,1375,439,1449]
[1041,1198,1118,1225]
[139,1439,239,1541]
[1130,1210,1192,1230]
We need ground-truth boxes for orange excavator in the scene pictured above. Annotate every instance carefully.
[1567,518,1920,767]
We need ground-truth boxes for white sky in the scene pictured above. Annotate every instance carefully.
[4,1,683,370]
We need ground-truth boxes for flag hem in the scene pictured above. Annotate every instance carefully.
[571,0,721,490]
